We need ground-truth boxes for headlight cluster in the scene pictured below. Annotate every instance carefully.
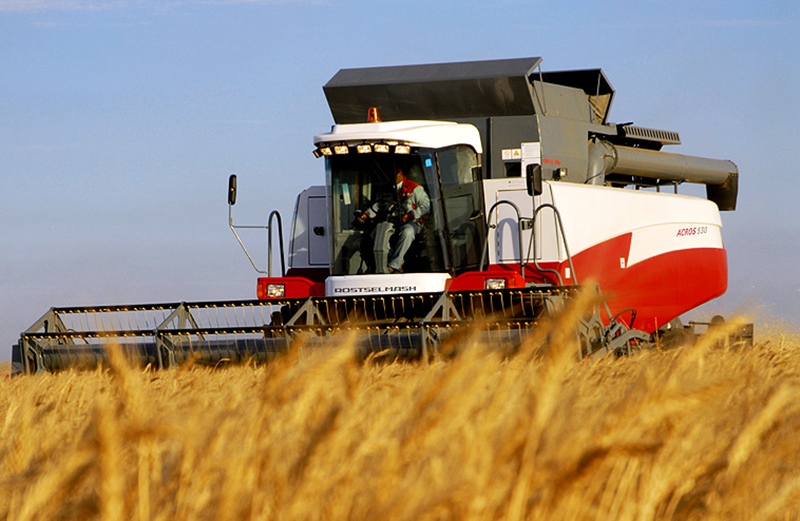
[266,283,286,298]
[485,278,507,290]
[313,142,412,158]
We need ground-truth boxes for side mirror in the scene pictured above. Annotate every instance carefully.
[228,174,237,205]
[526,164,542,196]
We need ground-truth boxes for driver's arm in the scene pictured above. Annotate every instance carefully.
[411,186,430,221]
[359,201,380,222]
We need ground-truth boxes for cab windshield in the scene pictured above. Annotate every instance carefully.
[326,146,485,276]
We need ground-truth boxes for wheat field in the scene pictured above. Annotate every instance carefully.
[2,307,800,520]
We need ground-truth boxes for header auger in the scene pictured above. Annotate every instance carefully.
[13,56,748,375]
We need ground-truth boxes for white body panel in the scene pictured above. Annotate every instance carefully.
[483,179,723,271]
[326,273,451,296]
[548,182,723,266]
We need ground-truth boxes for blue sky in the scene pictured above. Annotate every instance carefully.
[2,0,798,359]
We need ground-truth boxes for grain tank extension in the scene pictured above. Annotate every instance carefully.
[13,57,743,375]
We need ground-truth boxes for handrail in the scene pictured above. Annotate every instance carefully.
[525,203,578,286]
[480,200,578,286]
[480,200,526,279]
[228,204,286,277]
[267,210,286,277]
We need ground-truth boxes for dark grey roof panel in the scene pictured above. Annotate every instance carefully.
[324,57,542,124]
[539,69,614,98]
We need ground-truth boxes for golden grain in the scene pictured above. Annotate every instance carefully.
[1,318,800,520]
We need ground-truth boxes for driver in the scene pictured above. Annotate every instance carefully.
[357,163,430,273]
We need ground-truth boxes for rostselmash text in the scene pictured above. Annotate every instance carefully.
[333,286,418,294]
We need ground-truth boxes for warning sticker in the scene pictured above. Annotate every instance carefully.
[502,148,522,161]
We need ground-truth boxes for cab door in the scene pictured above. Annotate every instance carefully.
[436,146,487,272]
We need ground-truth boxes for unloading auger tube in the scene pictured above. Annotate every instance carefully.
[12,284,646,374]
[588,138,739,210]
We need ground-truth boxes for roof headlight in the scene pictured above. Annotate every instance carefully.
[394,144,411,154]
[334,145,349,155]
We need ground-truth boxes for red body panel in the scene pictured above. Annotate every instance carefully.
[583,247,727,333]
[567,233,727,332]
[448,269,527,291]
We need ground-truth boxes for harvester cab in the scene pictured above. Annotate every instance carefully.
[321,121,487,284]
[14,56,747,375]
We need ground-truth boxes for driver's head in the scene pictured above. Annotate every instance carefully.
[394,164,405,184]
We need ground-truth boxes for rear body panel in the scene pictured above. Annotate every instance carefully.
[485,179,725,332]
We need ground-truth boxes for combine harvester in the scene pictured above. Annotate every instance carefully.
[13,57,747,374]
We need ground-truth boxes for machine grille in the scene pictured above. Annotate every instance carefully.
[621,125,681,145]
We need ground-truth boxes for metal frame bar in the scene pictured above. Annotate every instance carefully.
[18,286,624,374]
